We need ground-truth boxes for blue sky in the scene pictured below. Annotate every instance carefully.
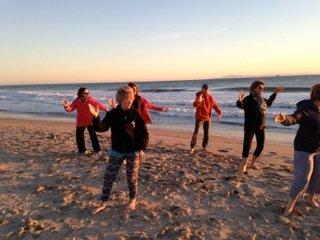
[1,0,320,84]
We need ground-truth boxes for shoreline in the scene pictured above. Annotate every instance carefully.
[0,111,295,145]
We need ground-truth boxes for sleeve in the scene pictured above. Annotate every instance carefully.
[92,111,112,132]
[281,110,303,126]
[134,112,149,151]
[65,100,77,112]
[265,93,277,107]
[193,95,201,108]
[236,99,244,109]
[142,97,164,112]
[90,97,108,112]
[211,96,222,115]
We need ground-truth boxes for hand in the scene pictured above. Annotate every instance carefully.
[61,98,69,107]
[275,113,286,123]
[238,90,245,101]
[108,98,117,109]
[273,86,284,94]
[88,104,99,118]
[217,113,222,121]
[197,94,203,102]
[162,107,169,112]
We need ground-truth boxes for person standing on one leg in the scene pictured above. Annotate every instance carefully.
[190,84,222,154]
[237,81,284,173]
[61,87,107,154]
[275,83,320,217]
[89,86,149,214]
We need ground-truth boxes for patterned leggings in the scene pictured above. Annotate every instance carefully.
[101,152,141,201]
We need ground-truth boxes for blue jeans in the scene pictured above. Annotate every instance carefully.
[290,151,320,198]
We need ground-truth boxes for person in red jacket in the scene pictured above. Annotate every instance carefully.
[128,82,169,124]
[190,84,222,154]
[61,87,107,154]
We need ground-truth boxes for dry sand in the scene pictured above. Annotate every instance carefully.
[0,117,319,239]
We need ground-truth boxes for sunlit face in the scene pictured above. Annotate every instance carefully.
[132,86,138,96]
[121,96,134,110]
[254,85,264,96]
[80,90,89,100]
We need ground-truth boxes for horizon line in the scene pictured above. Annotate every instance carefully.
[1,73,319,87]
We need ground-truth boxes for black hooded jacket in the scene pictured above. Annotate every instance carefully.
[93,105,149,153]
[237,93,277,129]
[282,99,320,153]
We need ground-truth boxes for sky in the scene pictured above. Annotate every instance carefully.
[1,0,320,85]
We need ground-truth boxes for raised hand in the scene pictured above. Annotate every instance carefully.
[274,113,286,123]
[238,90,245,101]
[108,98,117,109]
[196,94,203,102]
[61,98,69,107]
[162,107,170,112]
[88,104,99,118]
[273,86,285,94]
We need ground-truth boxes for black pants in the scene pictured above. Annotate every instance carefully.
[191,120,210,149]
[76,126,101,153]
[242,127,265,158]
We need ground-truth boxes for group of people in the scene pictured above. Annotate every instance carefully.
[61,81,320,218]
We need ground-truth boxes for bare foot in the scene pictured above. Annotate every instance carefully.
[190,148,195,154]
[91,202,108,215]
[125,199,137,212]
[202,147,208,152]
[308,199,319,208]
[291,206,304,216]
[282,206,293,217]
[241,162,248,174]
[250,163,261,170]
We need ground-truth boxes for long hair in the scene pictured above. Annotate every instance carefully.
[250,80,265,91]
[128,82,139,94]
[310,83,320,102]
[77,87,88,98]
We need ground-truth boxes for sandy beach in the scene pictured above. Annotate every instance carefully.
[0,117,319,239]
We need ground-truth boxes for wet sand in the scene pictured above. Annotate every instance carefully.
[0,118,319,239]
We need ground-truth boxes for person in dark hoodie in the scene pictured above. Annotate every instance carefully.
[237,80,284,173]
[275,83,320,217]
[88,86,149,214]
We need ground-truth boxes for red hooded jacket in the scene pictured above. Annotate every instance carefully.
[65,96,107,127]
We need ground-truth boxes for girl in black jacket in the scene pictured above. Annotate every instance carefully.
[237,80,284,173]
[89,86,149,214]
[275,83,320,217]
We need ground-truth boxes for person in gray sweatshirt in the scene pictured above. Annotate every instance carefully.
[275,83,320,217]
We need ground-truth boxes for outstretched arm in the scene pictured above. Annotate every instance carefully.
[236,90,245,109]
[275,110,303,126]
[266,86,284,107]
[265,93,277,107]
[142,97,168,112]
[62,98,76,112]
[90,97,108,112]
[89,104,111,132]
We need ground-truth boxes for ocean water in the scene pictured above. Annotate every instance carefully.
[0,75,318,141]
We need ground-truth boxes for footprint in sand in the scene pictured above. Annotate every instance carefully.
[218,149,230,153]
